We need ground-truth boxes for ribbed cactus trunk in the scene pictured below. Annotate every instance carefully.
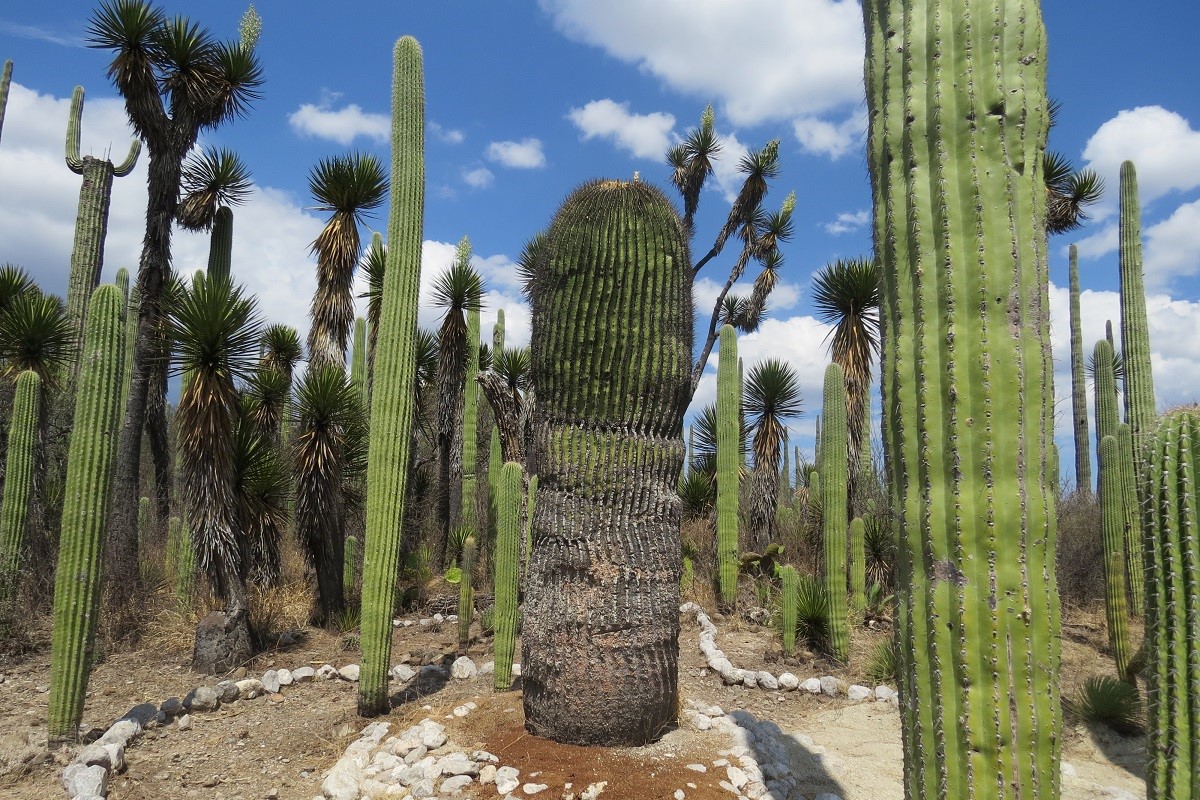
[462,306,480,529]
[1142,407,1200,799]
[1067,246,1091,495]
[849,516,866,612]
[523,179,690,747]
[0,371,41,603]
[457,535,475,650]
[48,285,124,741]
[1094,340,1119,447]
[1097,436,1132,681]
[1117,161,1156,488]
[343,534,359,600]
[1116,423,1144,613]
[716,324,740,609]
[493,462,520,691]
[820,362,849,662]
[864,1,1061,798]
[779,564,799,655]
[358,36,425,718]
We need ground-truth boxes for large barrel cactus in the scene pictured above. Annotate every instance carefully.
[865,1,1061,796]
[522,178,691,746]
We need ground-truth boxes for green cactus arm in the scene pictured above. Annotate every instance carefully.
[0,370,42,602]
[65,87,85,174]
[1097,436,1132,680]
[492,308,505,351]
[493,462,521,690]
[358,36,425,718]
[343,534,359,599]
[522,473,537,580]
[820,362,849,662]
[350,316,367,405]
[716,324,740,608]
[1067,245,1092,494]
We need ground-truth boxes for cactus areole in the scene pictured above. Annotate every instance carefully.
[865,1,1061,797]
[522,178,691,746]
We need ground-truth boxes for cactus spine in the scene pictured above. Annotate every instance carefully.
[0,371,42,603]
[865,1,1061,796]
[47,285,124,741]
[358,36,425,718]
[779,564,799,655]
[343,534,359,599]
[493,462,520,691]
[819,362,849,662]
[1067,245,1091,494]
[458,535,475,649]
[1116,423,1144,613]
[462,305,480,528]
[1117,161,1156,483]
[716,324,740,608]
[1142,407,1200,798]
[1097,436,1132,681]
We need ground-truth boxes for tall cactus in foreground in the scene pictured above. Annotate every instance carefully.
[1067,245,1091,495]
[1116,423,1144,613]
[1097,436,1132,681]
[0,371,42,603]
[716,324,740,608]
[457,534,475,649]
[1117,161,1156,485]
[48,285,123,741]
[493,462,520,690]
[779,564,799,656]
[864,1,1061,797]
[523,178,689,746]
[462,305,480,528]
[1142,407,1200,799]
[819,362,849,662]
[358,36,425,718]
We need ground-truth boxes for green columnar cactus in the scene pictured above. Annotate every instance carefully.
[1094,340,1119,445]
[115,267,129,307]
[716,324,740,608]
[462,305,481,528]
[865,1,1061,795]
[358,36,425,718]
[47,285,124,741]
[64,87,140,385]
[522,179,690,746]
[0,370,42,603]
[164,513,179,578]
[173,515,195,606]
[458,534,475,649]
[0,60,11,148]
[849,516,866,612]
[136,495,151,578]
[343,534,359,599]
[1142,407,1200,798]
[1097,435,1132,681]
[493,308,505,351]
[814,415,822,465]
[488,426,501,505]
[858,390,873,491]
[1116,424,1144,613]
[493,462,520,691]
[120,283,139,417]
[779,429,791,501]
[206,206,234,284]
[1117,161,1157,478]
[819,362,849,662]
[779,564,799,655]
[350,316,367,406]
[523,473,537,580]
[1067,245,1092,494]
[794,446,802,491]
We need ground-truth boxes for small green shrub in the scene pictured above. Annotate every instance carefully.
[866,639,898,685]
[479,607,495,636]
[1066,675,1144,736]
[791,573,830,648]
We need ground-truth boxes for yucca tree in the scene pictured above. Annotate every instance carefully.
[88,0,264,615]
[168,273,263,672]
[478,345,531,465]
[233,399,290,591]
[432,245,483,566]
[666,104,720,235]
[1044,102,1104,235]
[292,364,367,623]
[176,146,252,233]
[811,257,881,512]
[743,359,803,553]
[306,153,387,369]
[359,234,386,391]
[253,324,302,445]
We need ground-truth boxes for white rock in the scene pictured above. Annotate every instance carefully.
[847,684,873,702]
[756,671,780,690]
[276,668,293,686]
[321,757,363,800]
[418,721,447,750]
[391,664,417,683]
[177,714,192,731]
[874,685,895,702]
[580,782,608,800]
[479,660,495,675]
[685,764,707,773]
[479,764,498,784]
[495,765,520,794]
[819,676,845,696]
[450,656,477,679]
[441,774,474,794]
[316,664,339,680]
[471,749,497,763]
[778,672,799,691]
[801,677,823,694]
[261,669,281,693]
[452,704,471,717]
[403,745,428,765]
[524,783,549,794]
[409,778,435,798]
[742,671,759,689]
[686,711,712,731]
[438,754,479,777]
[743,781,768,799]
[291,666,316,682]
[726,766,749,789]
[512,663,522,677]
[338,664,361,681]
[360,722,392,743]
[235,678,265,699]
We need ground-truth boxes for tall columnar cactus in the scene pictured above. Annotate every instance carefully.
[1142,407,1200,798]
[1067,245,1092,495]
[350,316,367,406]
[115,267,129,307]
[358,36,425,718]
[47,285,124,741]
[493,462,520,691]
[523,473,537,580]
[849,516,866,611]
[1116,423,1144,613]
[779,429,792,502]
[716,324,740,608]
[0,371,42,603]
[779,564,799,655]
[1094,340,1120,446]
[1097,435,1132,681]
[343,534,359,599]
[462,305,481,528]
[120,283,139,416]
[1117,161,1156,482]
[458,534,475,649]
[819,362,849,662]
[523,178,690,746]
[864,1,1061,796]
[0,60,11,148]
[206,206,234,284]
[64,87,140,385]
[136,496,152,578]
[493,308,505,351]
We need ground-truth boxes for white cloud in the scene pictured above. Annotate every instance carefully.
[793,111,866,160]
[709,132,750,203]
[567,99,675,161]
[1082,106,1200,206]
[824,209,870,236]
[1073,223,1119,261]
[541,0,864,127]
[692,276,800,321]
[1144,199,1200,286]
[485,138,546,169]
[462,166,495,189]
[288,101,388,145]
[415,241,530,348]
[428,121,465,145]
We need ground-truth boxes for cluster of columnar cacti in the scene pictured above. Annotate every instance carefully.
[779,564,799,655]
[458,534,475,649]
[819,362,848,662]
[1067,245,1091,494]
[865,1,1062,796]
[357,35,425,718]
[716,323,740,608]
[0,370,42,603]
[492,462,520,691]
[1097,436,1132,681]
[1142,407,1200,798]
[461,305,480,528]
[48,284,124,741]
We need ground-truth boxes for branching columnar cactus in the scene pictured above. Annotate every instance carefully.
[358,36,425,718]
[1097,435,1132,681]
[0,370,42,603]
[716,323,740,608]
[462,305,480,528]
[819,362,849,662]
[523,178,690,746]
[458,534,475,649]
[849,516,866,612]
[1117,161,1156,485]
[1142,406,1200,798]
[343,534,358,600]
[48,284,124,741]
[1116,423,1144,613]
[779,564,799,656]
[864,1,1062,796]
[1067,245,1091,494]
[493,462,520,691]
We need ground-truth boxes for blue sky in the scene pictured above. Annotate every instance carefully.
[1,1,1198,489]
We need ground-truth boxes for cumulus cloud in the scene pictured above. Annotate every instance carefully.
[567,99,675,161]
[288,96,388,145]
[692,276,800,321]
[414,241,530,348]
[1082,106,1200,207]
[1144,199,1200,286]
[462,166,495,189]
[824,209,870,236]
[793,112,866,160]
[486,138,546,169]
[428,121,465,144]
[708,132,751,204]
[541,0,864,127]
